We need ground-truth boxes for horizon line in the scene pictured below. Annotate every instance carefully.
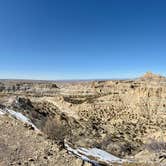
[0,77,137,82]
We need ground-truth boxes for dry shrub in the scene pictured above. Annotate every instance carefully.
[146,139,166,153]
[43,118,70,144]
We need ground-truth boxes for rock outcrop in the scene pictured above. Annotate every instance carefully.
[0,72,166,165]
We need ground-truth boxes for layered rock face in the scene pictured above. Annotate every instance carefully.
[0,72,166,165]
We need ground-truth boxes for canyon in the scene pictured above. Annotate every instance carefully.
[0,72,166,166]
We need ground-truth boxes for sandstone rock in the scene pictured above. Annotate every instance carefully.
[1,73,166,165]
[83,161,92,166]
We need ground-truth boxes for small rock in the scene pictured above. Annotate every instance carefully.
[28,158,35,162]
[84,161,92,166]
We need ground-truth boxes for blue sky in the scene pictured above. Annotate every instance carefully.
[0,0,166,80]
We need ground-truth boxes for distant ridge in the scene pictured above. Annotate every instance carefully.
[143,71,162,78]
[138,71,166,81]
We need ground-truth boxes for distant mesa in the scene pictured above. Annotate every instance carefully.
[138,71,166,81]
[143,71,161,78]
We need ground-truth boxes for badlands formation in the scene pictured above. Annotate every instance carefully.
[0,72,166,166]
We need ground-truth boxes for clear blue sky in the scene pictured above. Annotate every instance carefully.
[0,0,166,80]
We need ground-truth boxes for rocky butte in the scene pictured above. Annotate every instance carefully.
[0,72,166,166]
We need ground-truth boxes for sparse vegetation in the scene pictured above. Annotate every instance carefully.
[43,118,70,145]
[1,72,166,165]
[146,139,166,153]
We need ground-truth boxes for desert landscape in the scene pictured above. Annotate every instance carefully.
[0,72,166,166]
[0,0,165,165]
